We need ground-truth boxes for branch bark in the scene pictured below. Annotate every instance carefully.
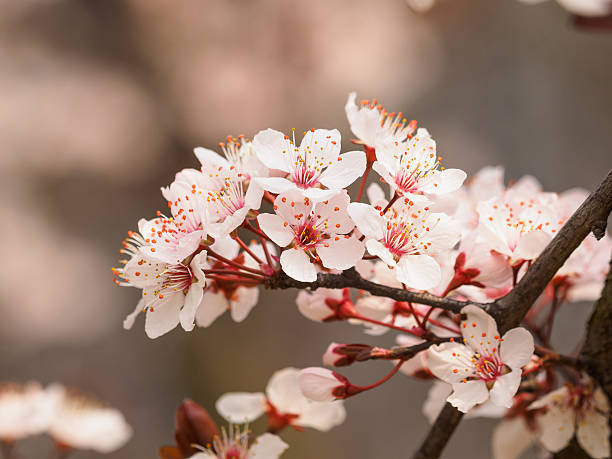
[553,255,612,458]
[268,267,475,314]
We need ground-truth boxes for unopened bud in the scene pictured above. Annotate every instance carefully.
[174,399,219,456]
[298,367,352,402]
[323,343,375,367]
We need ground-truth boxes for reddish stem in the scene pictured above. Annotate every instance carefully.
[204,269,265,281]
[233,236,264,265]
[352,360,404,392]
[355,161,373,203]
[351,313,421,336]
[206,249,266,276]
[243,221,274,243]
[206,275,262,285]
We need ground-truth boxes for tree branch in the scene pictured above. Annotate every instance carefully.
[267,267,474,314]
[553,254,612,458]
[413,169,612,459]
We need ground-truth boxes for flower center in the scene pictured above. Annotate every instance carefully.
[472,354,503,382]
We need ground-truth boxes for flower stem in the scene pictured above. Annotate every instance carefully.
[206,249,266,276]
[355,161,373,202]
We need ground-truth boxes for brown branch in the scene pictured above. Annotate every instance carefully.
[413,169,612,459]
[553,254,612,458]
[267,267,475,314]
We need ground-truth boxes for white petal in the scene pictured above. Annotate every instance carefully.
[500,328,534,370]
[492,417,538,459]
[253,177,296,194]
[298,128,341,163]
[427,342,475,384]
[248,433,289,459]
[537,401,575,453]
[396,254,441,290]
[123,298,145,330]
[365,239,396,266]
[252,128,291,172]
[195,291,228,328]
[215,392,266,424]
[421,169,467,194]
[317,236,365,271]
[313,190,354,234]
[193,146,229,169]
[230,287,259,322]
[371,161,395,187]
[302,187,339,203]
[347,203,384,239]
[180,283,204,332]
[489,370,521,408]
[273,189,314,223]
[366,183,387,205]
[244,181,265,209]
[298,368,342,402]
[513,230,551,260]
[257,214,294,247]
[460,305,501,357]
[210,236,240,259]
[576,408,611,459]
[345,92,379,146]
[319,151,366,189]
[280,249,317,282]
[144,293,183,339]
[448,380,490,413]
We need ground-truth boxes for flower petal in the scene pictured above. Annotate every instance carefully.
[500,328,534,370]
[347,203,384,239]
[576,407,611,459]
[513,230,551,260]
[193,147,230,169]
[537,398,575,453]
[230,287,259,323]
[396,254,441,290]
[427,342,475,384]
[489,370,521,408]
[253,177,296,194]
[257,214,294,247]
[365,239,396,266]
[280,249,317,282]
[195,291,228,328]
[460,305,501,357]
[215,392,266,424]
[144,293,183,339]
[248,433,289,459]
[252,128,291,172]
[317,235,364,271]
[448,380,490,413]
[319,151,366,189]
[123,298,145,330]
[313,191,354,234]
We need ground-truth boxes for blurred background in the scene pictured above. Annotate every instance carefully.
[1,0,611,457]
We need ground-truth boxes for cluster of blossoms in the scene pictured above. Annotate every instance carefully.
[115,92,612,458]
[0,382,131,456]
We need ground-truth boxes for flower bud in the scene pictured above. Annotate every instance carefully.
[174,399,219,457]
[322,343,375,367]
[298,367,351,402]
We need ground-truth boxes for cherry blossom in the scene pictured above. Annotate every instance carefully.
[258,189,364,282]
[191,429,287,459]
[427,305,534,413]
[215,367,346,432]
[252,128,366,201]
[344,92,417,153]
[194,135,268,181]
[199,159,264,239]
[529,376,610,458]
[116,250,208,339]
[476,184,560,262]
[46,384,132,454]
[373,128,466,198]
[348,197,460,290]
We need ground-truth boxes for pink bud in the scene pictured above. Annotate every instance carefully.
[322,342,344,366]
[298,367,349,402]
